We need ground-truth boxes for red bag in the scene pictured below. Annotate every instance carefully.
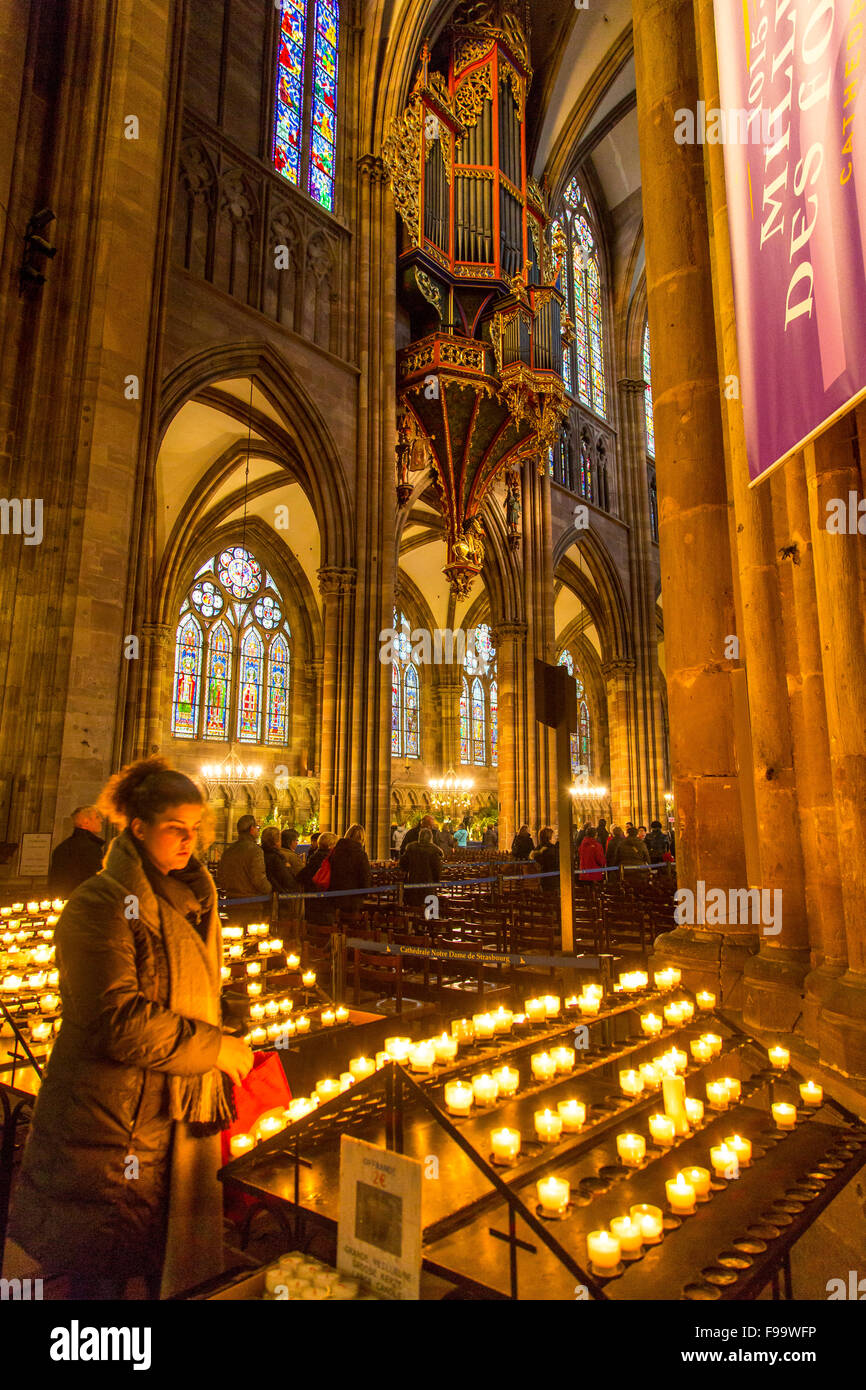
[222,1051,293,1222]
[312,853,331,890]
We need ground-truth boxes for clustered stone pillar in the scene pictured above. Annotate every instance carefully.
[601,658,636,827]
[317,566,357,836]
[633,0,750,1004]
[492,620,526,849]
[139,623,172,757]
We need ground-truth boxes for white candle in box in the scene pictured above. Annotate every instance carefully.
[639,1062,662,1090]
[492,1064,519,1097]
[768,1045,790,1070]
[537,1176,570,1214]
[654,968,676,991]
[249,1026,267,1045]
[335,1005,349,1023]
[666,1173,696,1214]
[685,1097,704,1126]
[710,1144,739,1179]
[265,999,280,1017]
[444,1081,473,1115]
[349,1056,376,1080]
[610,1216,643,1254]
[384,1036,412,1061]
[724,1133,752,1165]
[616,1133,646,1166]
[557,1099,585,1131]
[316,1078,340,1101]
[409,1041,436,1073]
[578,994,601,1016]
[472,1013,495,1040]
[339,1074,354,1091]
[630,1204,663,1242]
[772,1101,797,1130]
[587,1230,620,1270]
[619,1069,644,1097]
[278,997,293,1014]
[266,1023,284,1041]
[302,970,316,987]
[682,1165,711,1198]
[491,1127,521,1162]
[531,1051,556,1082]
[230,1133,255,1158]
[721,1077,741,1102]
[524,998,545,1022]
[702,1033,722,1056]
[690,1039,713,1064]
[799,1080,822,1107]
[295,1015,310,1032]
[286,953,301,970]
[228,944,242,959]
[492,1006,513,1033]
[472,1073,499,1106]
[320,1009,336,1027]
[706,1080,729,1110]
[550,1045,575,1074]
[543,995,561,1017]
[534,1109,563,1143]
[641,1012,663,1036]
[433,1033,458,1063]
[696,990,715,1011]
[246,981,262,997]
[648,1113,675,1147]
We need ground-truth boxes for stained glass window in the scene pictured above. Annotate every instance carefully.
[391,608,420,759]
[557,183,606,420]
[171,615,202,738]
[459,677,470,764]
[204,624,232,740]
[471,678,486,766]
[564,178,582,210]
[559,650,590,775]
[579,700,590,769]
[171,546,291,746]
[587,258,606,417]
[579,437,592,502]
[570,733,580,779]
[573,249,590,406]
[266,634,290,745]
[490,680,498,768]
[563,344,573,394]
[237,628,264,743]
[219,546,262,600]
[273,0,339,213]
[558,650,574,676]
[643,319,655,458]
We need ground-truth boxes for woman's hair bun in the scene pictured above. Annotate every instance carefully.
[98,756,203,827]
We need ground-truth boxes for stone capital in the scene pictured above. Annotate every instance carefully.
[491,620,528,647]
[140,622,172,650]
[618,377,649,396]
[357,154,387,183]
[317,565,357,599]
[602,657,636,679]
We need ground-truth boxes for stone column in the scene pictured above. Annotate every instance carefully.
[633,0,749,1001]
[317,566,356,836]
[617,377,667,825]
[601,658,635,825]
[693,0,811,1031]
[437,667,462,774]
[303,657,323,778]
[803,415,866,1075]
[140,622,172,757]
[521,463,556,832]
[491,620,526,848]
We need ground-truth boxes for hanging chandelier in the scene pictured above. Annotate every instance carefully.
[200,749,263,796]
[429,769,474,820]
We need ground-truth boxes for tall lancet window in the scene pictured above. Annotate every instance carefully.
[169,548,292,746]
[643,319,655,458]
[550,179,608,420]
[391,609,420,759]
[558,648,592,778]
[459,624,498,767]
[273,0,339,212]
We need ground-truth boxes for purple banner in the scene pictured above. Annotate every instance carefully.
[714,0,866,483]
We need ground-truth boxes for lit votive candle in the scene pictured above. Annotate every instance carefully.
[30,1019,52,1043]
[301,970,316,987]
[287,1097,315,1122]
[257,1114,285,1140]
[230,1133,255,1158]
[682,1165,711,1198]
[543,994,561,1018]
[286,953,301,970]
[648,1113,675,1147]
[248,1002,266,1022]
[349,1056,375,1080]
[433,1033,459,1063]
[472,1073,499,1106]
[316,1078,341,1102]
[685,1097,704,1126]
[222,925,243,940]
[375,1051,388,1068]
[641,1012,663,1037]
[492,1065,520,1097]
[616,1133,646,1167]
[524,998,546,1022]
[654,968,676,992]
[679,1001,695,1022]
[578,994,601,1016]
[639,1062,662,1091]
[537,1175,570,1214]
[772,1101,797,1130]
[472,1012,496,1040]
[799,1080,823,1108]
[557,1099,586,1131]
[721,1077,741,1102]
[39,992,59,1012]
[535,1109,564,1143]
[339,1073,354,1092]
[246,981,262,997]
[610,1215,643,1254]
[702,1033,723,1057]
[295,1015,310,1033]
[710,1144,739,1180]
[706,1080,729,1111]
[409,1041,436,1073]
[451,1018,474,1044]
[531,1051,556,1082]
[690,1039,713,1064]
[278,997,293,1014]
[320,1009,336,1027]
[267,1023,284,1041]
[666,1173,697,1214]
[492,1006,513,1034]
[724,1133,752,1166]
[565,995,579,1011]
[282,1019,296,1037]
[630,1204,664,1243]
[664,1001,685,1026]
[696,990,716,1012]
[228,944,243,959]
[769,1045,790,1070]
[27,972,46,990]
[587,1230,621,1271]
[335,1005,350,1024]
[26,902,39,914]
[550,1045,575,1075]
[619,1069,644,1098]
[670,1047,688,1073]
[257,940,271,954]
[220,965,231,982]
[249,1026,267,1046]
[491,1127,521,1163]
[46,970,59,987]
[264,999,280,1017]
[444,1080,473,1115]
[384,1036,412,1062]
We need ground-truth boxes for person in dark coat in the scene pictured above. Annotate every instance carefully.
[297,831,338,926]
[612,826,652,882]
[605,826,625,865]
[216,814,272,899]
[532,826,559,893]
[279,828,305,923]
[400,828,444,906]
[511,824,534,859]
[329,824,372,915]
[645,820,670,863]
[305,831,320,863]
[595,818,610,850]
[6,756,252,1299]
[47,806,105,897]
[261,826,297,895]
[401,814,437,852]
[482,823,498,849]
[578,828,607,882]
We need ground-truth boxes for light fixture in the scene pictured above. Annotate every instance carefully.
[200,749,263,795]
[570,784,608,800]
[428,768,473,819]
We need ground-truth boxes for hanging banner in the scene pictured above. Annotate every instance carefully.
[713,0,866,483]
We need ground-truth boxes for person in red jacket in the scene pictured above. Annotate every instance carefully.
[578,827,607,882]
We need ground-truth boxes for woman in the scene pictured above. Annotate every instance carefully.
[7,756,253,1299]
[578,826,607,883]
[606,825,625,865]
[329,823,372,916]
[279,827,305,922]
[297,830,338,926]
[400,826,444,907]
[532,826,559,893]
[454,819,469,849]
[260,825,296,896]
[510,824,534,859]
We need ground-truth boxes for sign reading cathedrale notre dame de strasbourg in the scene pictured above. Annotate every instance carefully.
[714,0,866,484]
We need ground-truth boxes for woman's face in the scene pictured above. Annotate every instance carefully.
[131,803,203,874]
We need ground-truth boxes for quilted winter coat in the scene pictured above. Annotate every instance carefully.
[8,831,224,1283]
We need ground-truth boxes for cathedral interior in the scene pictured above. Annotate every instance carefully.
[1,0,866,1310]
